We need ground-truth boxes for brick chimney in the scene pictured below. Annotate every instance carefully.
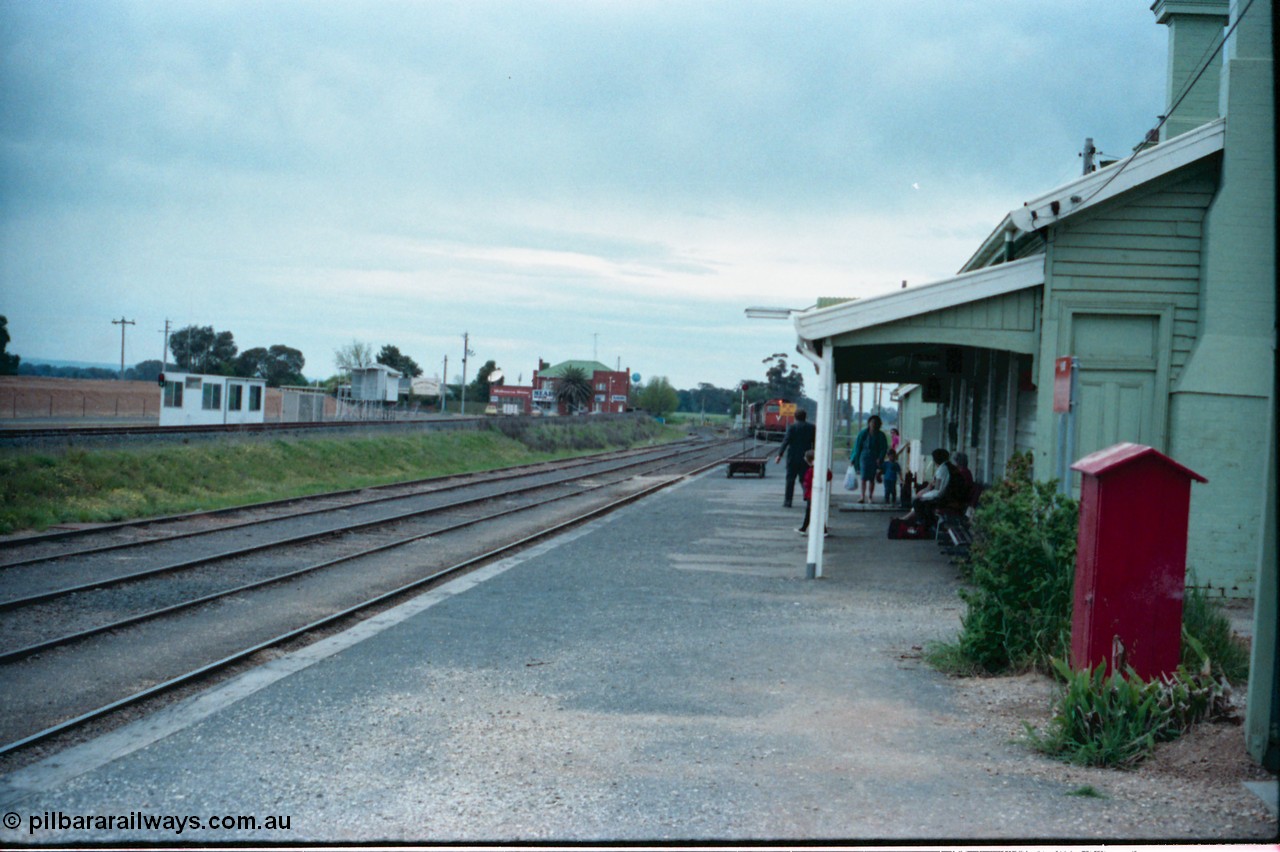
[1151,0,1229,141]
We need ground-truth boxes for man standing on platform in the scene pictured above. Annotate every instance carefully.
[773,408,816,508]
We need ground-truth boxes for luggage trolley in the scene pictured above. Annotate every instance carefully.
[726,423,768,478]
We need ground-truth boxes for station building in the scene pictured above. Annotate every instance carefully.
[492,359,631,415]
[781,0,1273,766]
[158,372,268,427]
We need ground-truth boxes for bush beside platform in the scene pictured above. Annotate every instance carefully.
[926,451,1251,769]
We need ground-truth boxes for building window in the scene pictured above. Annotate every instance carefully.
[163,381,183,408]
[248,385,262,411]
[228,384,244,411]
[202,382,222,410]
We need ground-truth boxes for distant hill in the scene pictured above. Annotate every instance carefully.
[17,358,152,381]
[22,358,121,370]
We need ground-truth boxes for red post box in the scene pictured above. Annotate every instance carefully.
[1070,443,1207,680]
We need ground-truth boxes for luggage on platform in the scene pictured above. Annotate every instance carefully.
[887,517,929,540]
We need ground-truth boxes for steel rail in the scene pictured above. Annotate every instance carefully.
[0,445,756,758]
[0,440,730,610]
[0,442,742,664]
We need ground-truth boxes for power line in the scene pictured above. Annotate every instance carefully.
[1076,0,1254,208]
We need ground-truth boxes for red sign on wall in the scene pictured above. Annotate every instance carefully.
[1053,356,1074,413]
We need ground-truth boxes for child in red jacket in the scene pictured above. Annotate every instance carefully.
[797,449,831,536]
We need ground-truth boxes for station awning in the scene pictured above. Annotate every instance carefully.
[793,255,1045,384]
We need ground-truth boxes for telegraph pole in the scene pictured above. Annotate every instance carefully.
[1082,137,1097,175]
[112,317,135,378]
[160,319,172,370]
[441,355,448,413]
[460,332,475,415]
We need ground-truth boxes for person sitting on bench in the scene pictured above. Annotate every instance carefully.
[899,448,967,527]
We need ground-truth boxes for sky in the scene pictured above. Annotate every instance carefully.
[1,1,1169,391]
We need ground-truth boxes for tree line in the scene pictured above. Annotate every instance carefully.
[1,314,835,421]
[670,354,810,417]
[165,325,308,387]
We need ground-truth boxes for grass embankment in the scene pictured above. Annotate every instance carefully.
[0,419,678,535]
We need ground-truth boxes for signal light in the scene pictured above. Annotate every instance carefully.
[157,373,166,386]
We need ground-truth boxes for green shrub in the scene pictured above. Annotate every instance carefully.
[923,640,985,677]
[947,452,1078,674]
[1026,657,1233,768]
[1181,583,1251,685]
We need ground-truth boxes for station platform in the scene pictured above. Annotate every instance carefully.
[0,468,1273,843]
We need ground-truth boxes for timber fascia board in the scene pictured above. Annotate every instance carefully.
[793,255,1045,343]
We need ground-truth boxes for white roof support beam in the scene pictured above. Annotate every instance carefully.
[800,337,836,579]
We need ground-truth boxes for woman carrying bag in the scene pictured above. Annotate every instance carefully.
[850,415,889,504]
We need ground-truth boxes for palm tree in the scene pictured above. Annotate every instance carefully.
[554,366,594,414]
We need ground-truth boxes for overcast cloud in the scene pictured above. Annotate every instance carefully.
[2,1,1166,389]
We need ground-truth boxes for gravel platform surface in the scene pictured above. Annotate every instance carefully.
[0,469,1274,844]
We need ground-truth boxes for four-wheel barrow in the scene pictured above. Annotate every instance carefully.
[726,455,768,477]
[726,428,769,477]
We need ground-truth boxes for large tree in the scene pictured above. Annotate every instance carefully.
[554,365,593,413]
[236,345,306,386]
[334,340,375,374]
[0,315,19,375]
[376,344,422,378]
[763,353,805,400]
[467,359,500,403]
[636,376,679,418]
[170,325,237,374]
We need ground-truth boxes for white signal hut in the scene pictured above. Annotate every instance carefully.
[349,365,403,403]
[158,372,268,427]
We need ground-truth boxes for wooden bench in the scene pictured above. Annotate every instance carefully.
[936,481,985,558]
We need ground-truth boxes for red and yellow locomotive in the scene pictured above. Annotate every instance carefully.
[747,398,796,440]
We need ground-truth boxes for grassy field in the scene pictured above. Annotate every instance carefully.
[0,419,679,535]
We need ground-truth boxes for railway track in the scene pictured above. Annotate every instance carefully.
[0,437,769,762]
[0,440,701,566]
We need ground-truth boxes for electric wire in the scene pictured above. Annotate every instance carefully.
[1072,0,1254,210]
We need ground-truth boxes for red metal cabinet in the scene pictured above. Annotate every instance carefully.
[1069,443,1207,680]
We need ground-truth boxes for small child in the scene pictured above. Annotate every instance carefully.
[882,449,902,505]
[797,449,832,535]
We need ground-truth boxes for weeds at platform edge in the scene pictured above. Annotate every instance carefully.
[1067,785,1107,798]
[1022,656,1235,769]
